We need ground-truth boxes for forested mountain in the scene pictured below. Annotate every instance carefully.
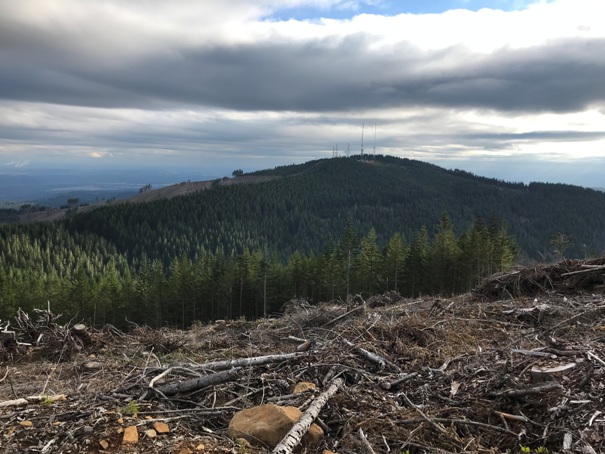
[67,154,605,261]
[0,154,603,329]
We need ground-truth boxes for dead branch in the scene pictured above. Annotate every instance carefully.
[490,381,563,397]
[381,372,418,391]
[341,338,400,372]
[358,427,377,454]
[399,391,451,437]
[321,304,365,327]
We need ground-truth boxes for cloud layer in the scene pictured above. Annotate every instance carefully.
[0,0,604,186]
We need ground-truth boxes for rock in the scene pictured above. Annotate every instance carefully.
[19,420,33,427]
[145,428,157,438]
[227,404,323,450]
[99,439,110,450]
[122,426,139,444]
[154,421,170,433]
[291,381,316,394]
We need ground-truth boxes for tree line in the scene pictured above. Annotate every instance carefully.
[0,213,517,329]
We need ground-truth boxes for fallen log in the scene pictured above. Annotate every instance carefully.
[142,367,242,399]
[272,377,344,454]
[560,265,605,277]
[170,352,308,371]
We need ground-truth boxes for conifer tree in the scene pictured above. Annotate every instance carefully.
[429,213,461,295]
[384,232,406,292]
[405,226,430,297]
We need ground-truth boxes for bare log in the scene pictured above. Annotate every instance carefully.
[142,367,242,399]
[272,377,344,454]
[560,265,605,277]
[190,352,308,371]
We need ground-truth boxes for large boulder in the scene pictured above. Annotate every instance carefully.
[227,404,324,450]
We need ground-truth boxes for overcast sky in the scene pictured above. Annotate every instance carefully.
[1,0,604,187]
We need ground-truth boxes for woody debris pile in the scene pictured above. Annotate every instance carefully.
[1,258,605,453]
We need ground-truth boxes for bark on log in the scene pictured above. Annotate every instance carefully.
[272,377,344,454]
[143,367,242,399]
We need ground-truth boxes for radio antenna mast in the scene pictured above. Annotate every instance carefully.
[373,122,376,158]
[361,123,365,157]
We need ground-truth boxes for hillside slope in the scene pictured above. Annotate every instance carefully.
[63,154,605,261]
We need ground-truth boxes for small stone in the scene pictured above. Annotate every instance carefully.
[145,429,157,438]
[195,444,205,451]
[122,426,139,444]
[177,449,193,454]
[117,417,124,424]
[153,421,170,433]
[99,440,110,450]
[19,420,33,427]
[291,381,316,394]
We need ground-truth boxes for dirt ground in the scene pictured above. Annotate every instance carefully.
[2,259,605,453]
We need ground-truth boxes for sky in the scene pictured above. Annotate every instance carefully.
[1,0,605,191]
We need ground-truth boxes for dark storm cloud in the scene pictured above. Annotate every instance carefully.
[2,19,604,114]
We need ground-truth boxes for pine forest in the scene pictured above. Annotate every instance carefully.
[2,154,605,329]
